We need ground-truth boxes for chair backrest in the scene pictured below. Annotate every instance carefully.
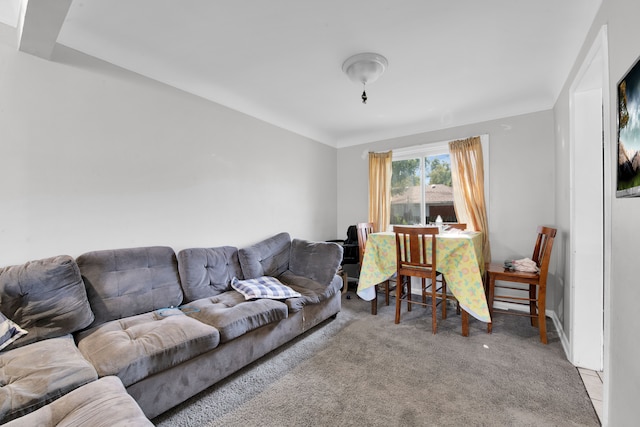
[393,226,439,280]
[355,222,375,263]
[345,225,358,244]
[532,226,557,282]
[445,223,467,230]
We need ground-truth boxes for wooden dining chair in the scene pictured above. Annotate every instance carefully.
[445,223,467,230]
[393,226,447,334]
[485,226,557,344]
[356,222,395,315]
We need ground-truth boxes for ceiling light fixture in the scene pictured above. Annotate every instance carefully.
[342,52,388,104]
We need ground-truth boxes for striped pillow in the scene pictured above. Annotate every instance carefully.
[231,276,301,300]
[0,311,27,351]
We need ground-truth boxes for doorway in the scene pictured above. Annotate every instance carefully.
[569,26,610,372]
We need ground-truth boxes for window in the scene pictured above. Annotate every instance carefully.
[391,141,455,225]
[390,135,489,226]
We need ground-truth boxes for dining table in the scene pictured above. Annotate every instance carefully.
[356,229,490,336]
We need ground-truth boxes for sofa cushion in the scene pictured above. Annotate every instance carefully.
[3,376,153,427]
[76,309,220,387]
[182,290,288,343]
[77,246,183,327]
[231,276,301,300]
[0,312,27,351]
[0,255,94,349]
[177,246,243,302]
[289,238,344,287]
[238,232,291,279]
[278,271,342,312]
[0,335,98,424]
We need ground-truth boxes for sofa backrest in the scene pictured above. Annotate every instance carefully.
[238,232,291,279]
[76,246,183,327]
[177,246,244,302]
[0,255,94,349]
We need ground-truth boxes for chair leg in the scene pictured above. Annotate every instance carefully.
[407,279,412,312]
[339,269,348,295]
[529,284,538,327]
[431,277,437,334]
[538,284,547,344]
[441,276,447,320]
[461,309,469,337]
[371,285,378,315]
[538,311,547,344]
[395,275,403,324]
[384,281,390,306]
[487,273,495,334]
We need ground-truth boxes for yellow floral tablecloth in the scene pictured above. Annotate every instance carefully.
[356,231,490,323]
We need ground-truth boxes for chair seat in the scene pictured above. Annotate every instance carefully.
[486,263,540,281]
[400,264,435,274]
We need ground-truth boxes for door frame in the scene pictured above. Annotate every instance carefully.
[568,25,610,372]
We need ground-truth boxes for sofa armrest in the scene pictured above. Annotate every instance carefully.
[288,239,343,287]
[0,256,94,349]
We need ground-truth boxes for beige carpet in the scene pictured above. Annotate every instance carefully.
[153,294,599,426]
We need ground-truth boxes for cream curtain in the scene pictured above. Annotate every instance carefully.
[368,151,393,233]
[449,137,491,263]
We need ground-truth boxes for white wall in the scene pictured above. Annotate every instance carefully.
[554,0,640,423]
[336,110,556,292]
[4,2,638,421]
[0,25,338,265]
[604,1,640,420]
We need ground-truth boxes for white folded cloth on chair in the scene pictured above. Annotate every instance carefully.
[504,258,539,273]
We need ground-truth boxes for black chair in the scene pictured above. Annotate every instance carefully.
[327,225,360,294]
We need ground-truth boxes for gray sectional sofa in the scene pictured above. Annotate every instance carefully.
[0,232,343,425]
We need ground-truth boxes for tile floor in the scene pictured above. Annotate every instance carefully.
[578,367,603,424]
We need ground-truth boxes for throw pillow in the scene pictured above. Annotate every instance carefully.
[0,311,27,351]
[231,276,301,300]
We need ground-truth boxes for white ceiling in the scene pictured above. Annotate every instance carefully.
[2,0,602,147]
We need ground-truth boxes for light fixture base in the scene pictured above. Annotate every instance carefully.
[342,52,388,85]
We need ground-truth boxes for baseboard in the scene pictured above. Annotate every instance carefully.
[549,311,571,361]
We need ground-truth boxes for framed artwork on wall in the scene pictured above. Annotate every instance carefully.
[617,54,640,197]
